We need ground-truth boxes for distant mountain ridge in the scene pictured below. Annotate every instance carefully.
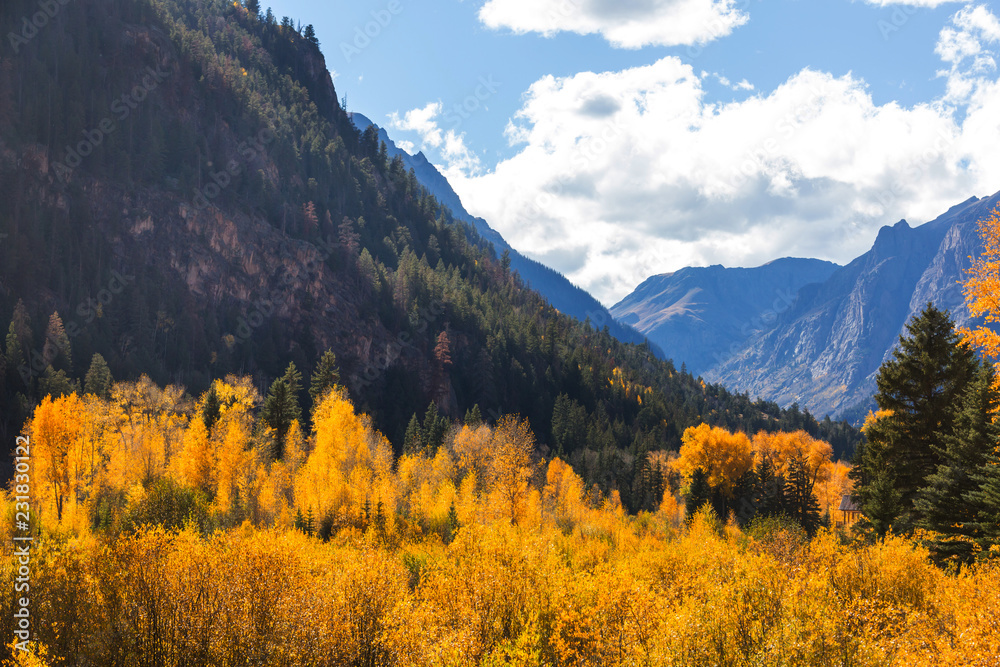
[707,193,1000,419]
[611,257,840,376]
[613,191,1000,420]
[349,113,655,351]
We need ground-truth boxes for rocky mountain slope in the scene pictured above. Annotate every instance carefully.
[610,258,840,376]
[703,193,1000,418]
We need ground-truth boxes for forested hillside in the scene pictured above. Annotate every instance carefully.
[0,0,860,496]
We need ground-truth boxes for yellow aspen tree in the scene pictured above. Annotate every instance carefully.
[543,457,585,525]
[961,205,1000,378]
[296,388,392,520]
[673,423,753,497]
[752,430,834,485]
[172,417,214,495]
[450,423,493,488]
[29,394,85,523]
[488,415,536,524]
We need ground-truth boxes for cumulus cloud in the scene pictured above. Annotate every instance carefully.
[936,4,1000,100]
[388,103,444,148]
[477,0,749,49]
[387,103,484,174]
[429,5,1000,305]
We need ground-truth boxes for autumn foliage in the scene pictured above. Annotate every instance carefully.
[3,380,999,666]
[962,204,1000,376]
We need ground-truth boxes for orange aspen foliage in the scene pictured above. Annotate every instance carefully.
[815,460,853,519]
[295,388,393,523]
[673,423,754,497]
[171,416,214,495]
[544,457,586,525]
[961,205,1000,376]
[29,393,86,523]
[488,415,537,524]
[751,429,834,483]
[451,423,493,488]
[659,490,684,528]
[105,376,188,489]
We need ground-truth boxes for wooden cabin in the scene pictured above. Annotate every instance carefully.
[835,494,862,529]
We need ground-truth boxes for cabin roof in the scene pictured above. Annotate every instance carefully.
[838,494,860,512]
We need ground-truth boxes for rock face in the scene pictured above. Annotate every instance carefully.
[610,258,840,376]
[611,192,1000,419]
[349,113,655,351]
[703,193,1000,418]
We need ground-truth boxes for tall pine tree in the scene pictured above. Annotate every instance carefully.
[83,353,113,400]
[309,349,341,415]
[914,364,998,564]
[855,304,976,533]
[785,454,822,536]
[262,364,303,459]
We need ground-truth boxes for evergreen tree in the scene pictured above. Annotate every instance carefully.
[856,304,976,533]
[685,468,712,519]
[854,439,904,538]
[967,445,1000,558]
[83,353,113,400]
[446,501,459,543]
[245,0,260,17]
[304,506,315,536]
[5,300,32,382]
[464,404,483,426]
[282,361,303,401]
[39,366,77,398]
[754,457,785,519]
[915,365,1000,564]
[202,385,222,431]
[730,467,758,527]
[403,413,423,455]
[309,349,341,414]
[303,24,318,46]
[785,454,822,536]
[43,311,72,373]
[261,375,301,459]
[421,402,447,453]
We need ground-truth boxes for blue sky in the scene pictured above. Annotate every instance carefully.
[261,0,1000,305]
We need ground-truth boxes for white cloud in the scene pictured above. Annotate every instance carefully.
[388,103,484,174]
[388,102,444,148]
[708,72,756,91]
[438,6,1000,305]
[937,5,1000,91]
[477,0,749,49]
